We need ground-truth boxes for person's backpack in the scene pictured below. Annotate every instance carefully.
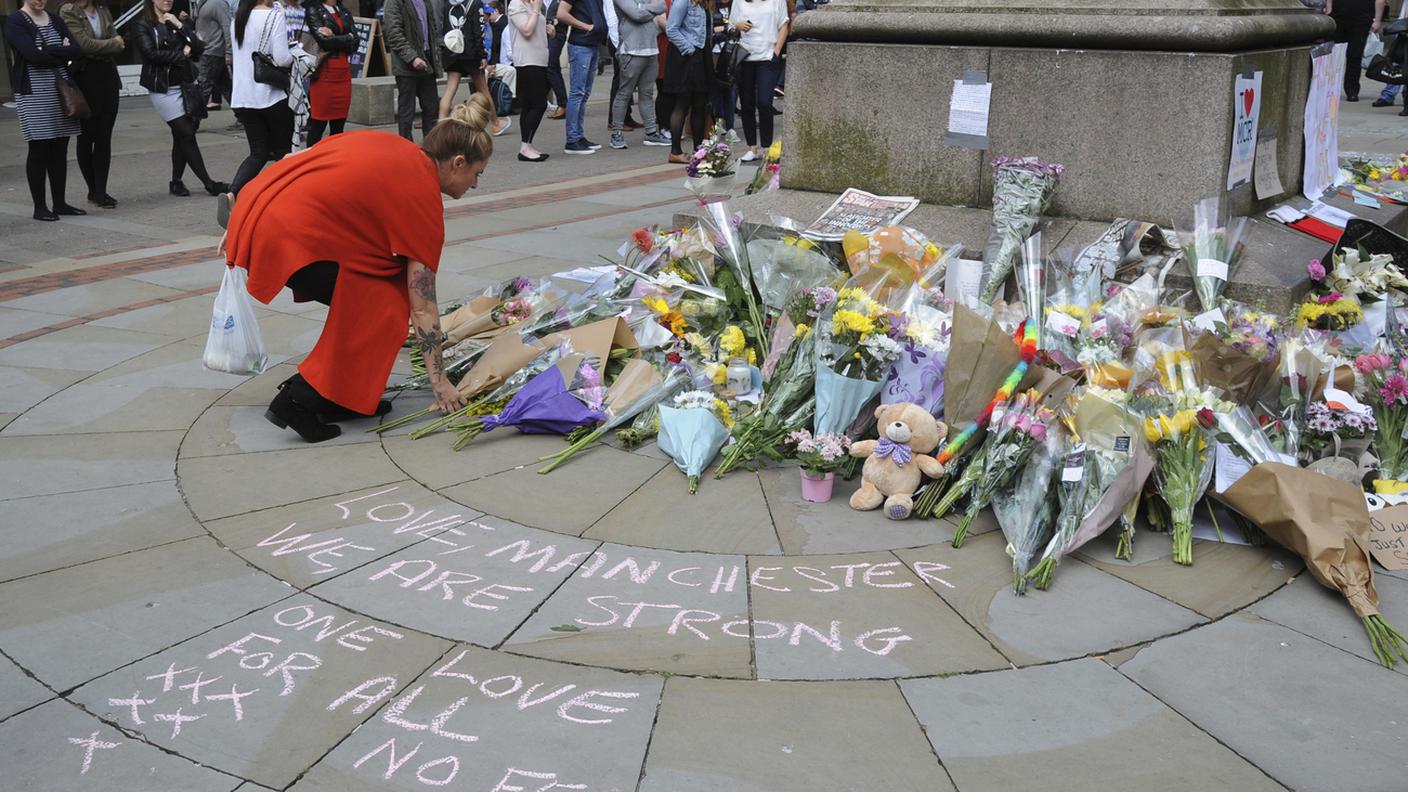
[488,75,513,115]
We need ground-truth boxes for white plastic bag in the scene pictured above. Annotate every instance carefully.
[1365,33,1385,69]
[203,266,268,374]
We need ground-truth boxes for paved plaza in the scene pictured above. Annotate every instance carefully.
[2,83,1408,791]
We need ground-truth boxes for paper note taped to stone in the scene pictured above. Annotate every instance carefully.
[1366,504,1408,571]
[948,81,991,138]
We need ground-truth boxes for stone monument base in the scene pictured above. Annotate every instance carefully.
[781,42,1314,224]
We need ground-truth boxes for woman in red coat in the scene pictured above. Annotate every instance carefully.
[304,0,358,144]
[223,93,494,442]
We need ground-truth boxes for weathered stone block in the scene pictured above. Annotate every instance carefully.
[348,76,397,127]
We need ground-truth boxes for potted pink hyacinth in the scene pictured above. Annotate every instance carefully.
[787,429,852,502]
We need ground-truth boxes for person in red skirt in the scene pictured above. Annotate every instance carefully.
[221,95,495,442]
[305,0,359,144]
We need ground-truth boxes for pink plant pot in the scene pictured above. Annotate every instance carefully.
[800,470,836,503]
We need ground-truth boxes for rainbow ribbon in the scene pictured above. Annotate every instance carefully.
[935,320,1039,467]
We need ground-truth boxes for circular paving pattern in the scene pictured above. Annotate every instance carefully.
[3,297,1406,792]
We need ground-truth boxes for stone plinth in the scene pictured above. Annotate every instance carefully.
[784,0,1335,224]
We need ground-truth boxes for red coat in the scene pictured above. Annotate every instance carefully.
[226,131,445,413]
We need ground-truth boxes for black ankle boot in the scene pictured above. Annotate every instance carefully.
[265,377,342,442]
[170,180,191,197]
[320,399,393,423]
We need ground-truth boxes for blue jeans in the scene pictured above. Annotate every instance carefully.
[739,58,783,148]
[711,82,736,132]
[1382,82,1402,103]
[566,43,599,144]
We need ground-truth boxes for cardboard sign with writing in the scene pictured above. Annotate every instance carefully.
[1367,504,1408,571]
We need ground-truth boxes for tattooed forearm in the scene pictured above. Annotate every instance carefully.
[410,266,437,304]
[415,323,448,383]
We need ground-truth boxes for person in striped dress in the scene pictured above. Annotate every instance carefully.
[4,0,86,221]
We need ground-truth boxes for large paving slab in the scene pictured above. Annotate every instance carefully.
[68,595,452,789]
[0,480,204,583]
[0,430,182,501]
[1250,573,1408,676]
[214,362,301,407]
[1077,528,1302,619]
[88,294,229,339]
[901,658,1285,792]
[587,466,783,555]
[895,533,1206,666]
[380,425,580,492]
[312,516,596,646]
[84,340,262,391]
[747,552,1008,680]
[504,545,753,677]
[181,404,379,458]
[440,443,666,535]
[206,481,484,588]
[2,382,222,435]
[0,365,90,414]
[1121,613,1408,792]
[640,676,951,791]
[288,644,662,792]
[0,653,52,721]
[0,325,171,371]
[178,443,406,521]
[0,537,291,691]
[760,468,958,555]
[0,698,244,791]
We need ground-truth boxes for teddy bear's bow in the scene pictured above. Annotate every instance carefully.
[875,437,913,466]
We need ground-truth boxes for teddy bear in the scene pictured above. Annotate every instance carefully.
[849,402,947,520]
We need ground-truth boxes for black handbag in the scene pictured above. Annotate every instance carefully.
[179,81,208,119]
[252,11,292,91]
[1367,54,1406,86]
[714,36,746,86]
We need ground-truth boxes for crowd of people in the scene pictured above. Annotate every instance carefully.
[5,0,802,222]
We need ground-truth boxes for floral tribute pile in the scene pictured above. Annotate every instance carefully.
[376,144,1408,668]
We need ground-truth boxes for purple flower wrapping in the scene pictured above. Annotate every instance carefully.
[880,342,946,417]
[480,365,607,435]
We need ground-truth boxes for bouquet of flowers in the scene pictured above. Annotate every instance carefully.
[447,353,608,450]
[1180,196,1248,314]
[993,427,1061,595]
[1188,302,1281,406]
[615,405,660,449]
[880,285,952,417]
[786,429,852,476]
[1303,400,1377,461]
[658,389,736,492]
[1138,390,1227,565]
[938,388,1055,546]
[1028,386,1152,583]
[813,286,904,434]
[714,331,818,477]
[1295,289,1364,331]
[685,121,742,194]
[539,359,689,472]
[977,156,1064,304]
[1320,246,1408,300]
[745,141,783,196]
[1354,352,1408,482]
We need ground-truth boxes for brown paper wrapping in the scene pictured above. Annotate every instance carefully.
[604,358,661,414]
[1189,330,1279,406]
[1220,463,1382,618]
[443,296,507,344]
[546,317,640,369]
[456,333,552,398]
[944,304,1020,432]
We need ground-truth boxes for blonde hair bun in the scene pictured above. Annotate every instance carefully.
[447,93,494,135]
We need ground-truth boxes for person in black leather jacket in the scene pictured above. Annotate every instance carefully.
[304,0,359,144]
[132,0,227,197]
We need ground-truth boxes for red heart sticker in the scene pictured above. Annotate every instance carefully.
[1244,88,1255,116]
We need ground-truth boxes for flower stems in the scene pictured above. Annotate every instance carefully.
[1026,556,1056,590]
[371,405,436,434]
[1364,614,1408,668]
[689,474,700,494]
[1171,508,1194,566]
[451,420,486,451]
[1115,524,1134,561]
[912,477,948,519]
[538,426,607,474]
[952,505,978,549]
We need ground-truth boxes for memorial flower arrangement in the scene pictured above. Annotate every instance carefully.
[686,121,742,181]
[938,389,1055,547]
[366,176,1408,668]
[978,157,1064,304]
[786,429,852,476]
[1181,196,1248,314]
[1354,352,1408,482]
[658,389,736,492]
